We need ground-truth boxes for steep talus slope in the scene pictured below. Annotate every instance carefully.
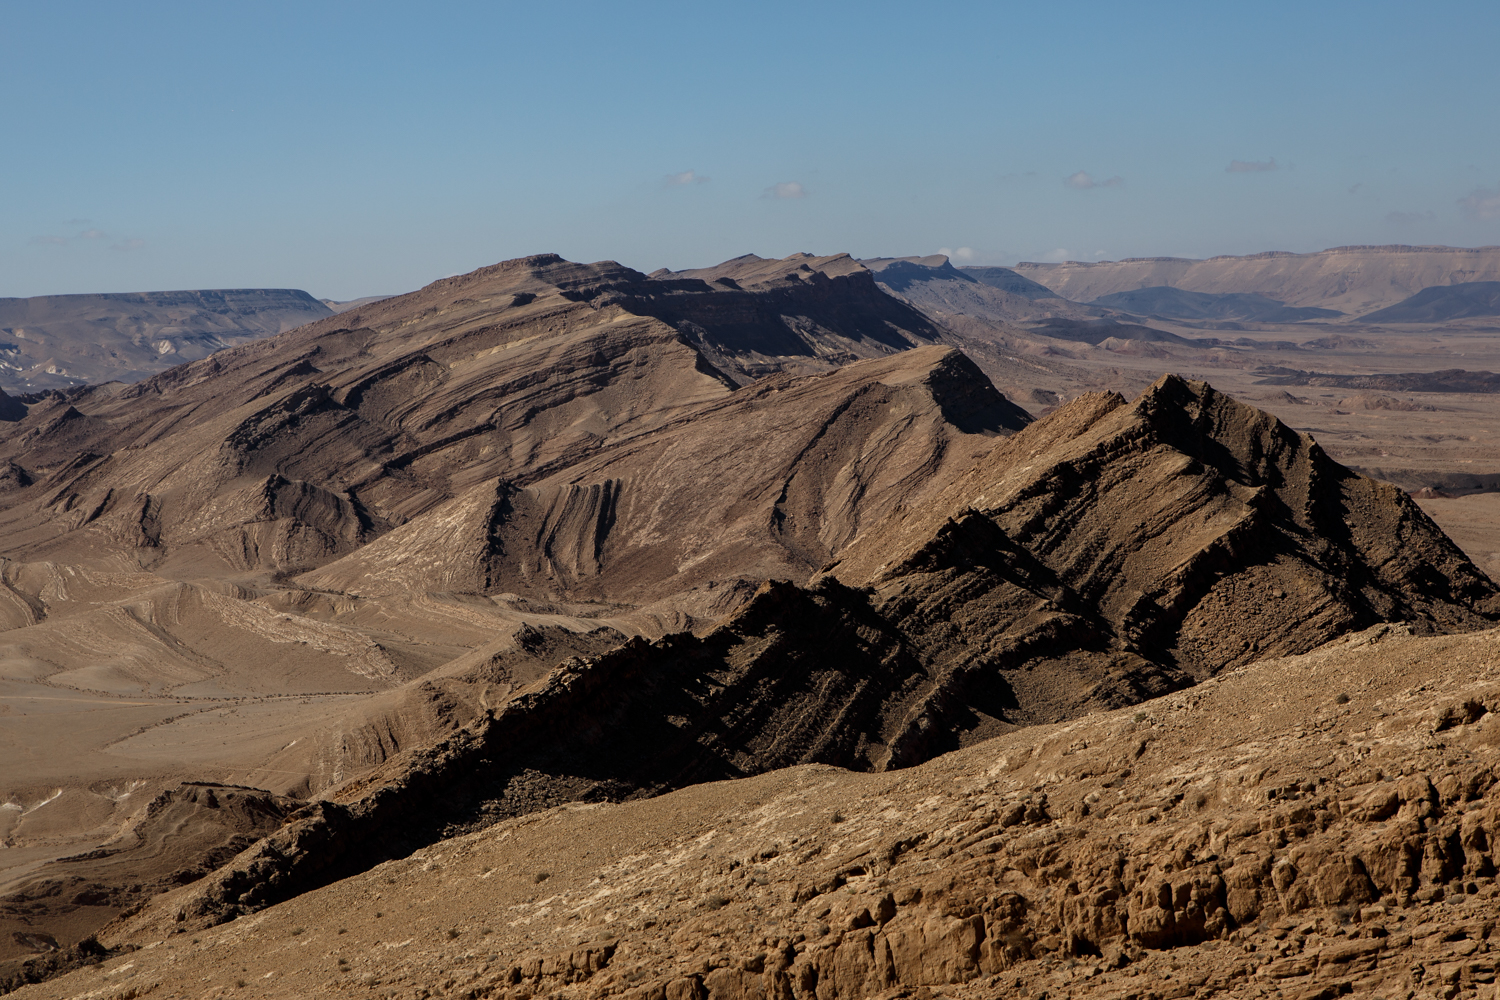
[241,621,631,797]
[96,580,929,927]
[37,626,1500,1000]
[1014,244,1500,315]
[0,289,332,392]
[76,571,1143,932]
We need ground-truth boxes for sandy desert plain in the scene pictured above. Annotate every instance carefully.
[2,244,1500,999]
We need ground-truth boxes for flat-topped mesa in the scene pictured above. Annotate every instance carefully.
[1013,244,1500,314]
[634,252,943,377]
[653,251,870,286]
[858,254,1100,326]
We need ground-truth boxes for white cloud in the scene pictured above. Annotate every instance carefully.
[1458,184,1500,221]
[1065,171,1122,190]
[1227,158,1278,173]
[939,246,976,262]
[1038,248,1071,263]
[78,228,108,240]
[665,170,710,186]
[764,181,807,199]
[30,235,67,246]
[110,238,145,252]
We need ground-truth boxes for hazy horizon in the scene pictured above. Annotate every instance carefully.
[5,0,1498,300]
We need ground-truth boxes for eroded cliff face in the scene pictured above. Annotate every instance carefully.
[295,346,1030,605]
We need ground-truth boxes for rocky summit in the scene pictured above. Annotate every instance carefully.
[2,253,1498,999]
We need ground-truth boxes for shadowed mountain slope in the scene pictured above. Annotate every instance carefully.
[1360,280,1500,323]
[1090,286,1342,323]
[52,624,1500,1000]
[958,265,1063,299]
[832,375,1499,679]
[1022,317,1193,346]
[858,255,1100,325]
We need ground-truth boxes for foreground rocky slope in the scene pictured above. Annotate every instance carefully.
[16,622,1500,999]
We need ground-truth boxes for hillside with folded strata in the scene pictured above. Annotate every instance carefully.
[1,251,1498,995]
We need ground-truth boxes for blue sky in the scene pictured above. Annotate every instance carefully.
[4,1,1499,299]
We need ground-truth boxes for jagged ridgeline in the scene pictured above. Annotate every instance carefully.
[0,253,1496,961]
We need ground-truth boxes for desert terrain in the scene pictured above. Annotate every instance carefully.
[2,247,1499,998]
[15,621,1500,1000]
[0,291,333,394]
